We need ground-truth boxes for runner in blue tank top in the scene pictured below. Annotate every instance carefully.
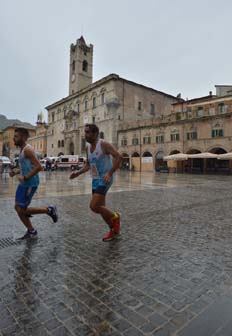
[10,128,58,239]
[70,124,122,241]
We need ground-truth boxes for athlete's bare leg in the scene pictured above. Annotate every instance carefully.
[15,204,57,231]
[90,193,115,228]
[15,204,35,230]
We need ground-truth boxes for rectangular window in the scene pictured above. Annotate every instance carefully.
[212,129,223,137]
[156,135,164,143]
[121,139,127,146]
[186,107,192,119]
[143,136,151,144]
[187,132,197,140]
[150,103,155,115]
[197,107,204,117]
[92,116,95,124]
[85,101,88,111]
[101,93,105,105]
[219,103,227,113]
[93,97,96,108]
[176,113,181,120]
[132,138,139,145]
[171,133,180,142]
[138,101,142,111]
[77,104,80,113]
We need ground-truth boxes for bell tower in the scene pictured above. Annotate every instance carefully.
[69,36,93,95]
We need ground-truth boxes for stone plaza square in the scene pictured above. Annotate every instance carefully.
[1,171,232,335]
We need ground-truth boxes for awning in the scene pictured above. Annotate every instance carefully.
[163,153,188,161]
[217,152,232,160]
[188,152,218,159]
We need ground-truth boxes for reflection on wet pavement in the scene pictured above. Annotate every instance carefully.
[1,170,232,199]
[1,171,232,334]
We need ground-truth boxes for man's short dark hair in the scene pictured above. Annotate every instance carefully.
[15,128,30,139]
[85,124,99,136]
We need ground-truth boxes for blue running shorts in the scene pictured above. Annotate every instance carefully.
[92,178,112,196]
[15,185,37,209]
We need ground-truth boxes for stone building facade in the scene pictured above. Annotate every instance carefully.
[2,125,35,159]
[28,121,48,158]
[118,86,232,172]
[45,37,180,157]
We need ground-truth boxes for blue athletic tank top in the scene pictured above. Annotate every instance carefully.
[19,144,40,187]
[87,139,113,182]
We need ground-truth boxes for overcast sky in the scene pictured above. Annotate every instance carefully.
[1,0,232,125]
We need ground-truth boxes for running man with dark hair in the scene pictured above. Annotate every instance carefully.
[10,128,58,239]
[70,124,122,241]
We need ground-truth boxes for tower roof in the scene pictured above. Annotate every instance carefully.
[79,36,86,45]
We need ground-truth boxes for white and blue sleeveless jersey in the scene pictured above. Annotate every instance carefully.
[18,144,39,187]
[87,139,113,188]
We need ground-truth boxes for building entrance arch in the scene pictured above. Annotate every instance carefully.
[121,152,130,170]
[131,152,140,171]
[141,151,153,171]
[155,151,167,172]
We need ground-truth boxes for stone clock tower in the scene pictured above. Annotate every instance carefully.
[69,36,93,95]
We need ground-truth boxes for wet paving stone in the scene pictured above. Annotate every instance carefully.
[2,172,232,335]
[1,323,23,336]
[44,317,63,331]
[52,326,72,336]
[112,318,132,332]
[123,326,145,336]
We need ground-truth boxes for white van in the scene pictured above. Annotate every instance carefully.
[55,155,79,170]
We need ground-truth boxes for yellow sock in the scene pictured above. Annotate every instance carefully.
[112,212,119,220]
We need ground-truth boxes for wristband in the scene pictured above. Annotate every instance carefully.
[23,176,28,182]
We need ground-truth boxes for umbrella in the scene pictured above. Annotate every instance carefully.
[217,152,232,160]
[163,153,189,161]
[188,152,218,159]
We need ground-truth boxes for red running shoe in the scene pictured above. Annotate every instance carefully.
[112,212,121,234]
[102,229,116,242]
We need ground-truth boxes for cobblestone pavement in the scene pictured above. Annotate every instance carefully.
[1,172,232,335]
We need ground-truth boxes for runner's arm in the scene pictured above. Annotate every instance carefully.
[9,167,20,177]
[102,142,122,177]
[69,148,90,179]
